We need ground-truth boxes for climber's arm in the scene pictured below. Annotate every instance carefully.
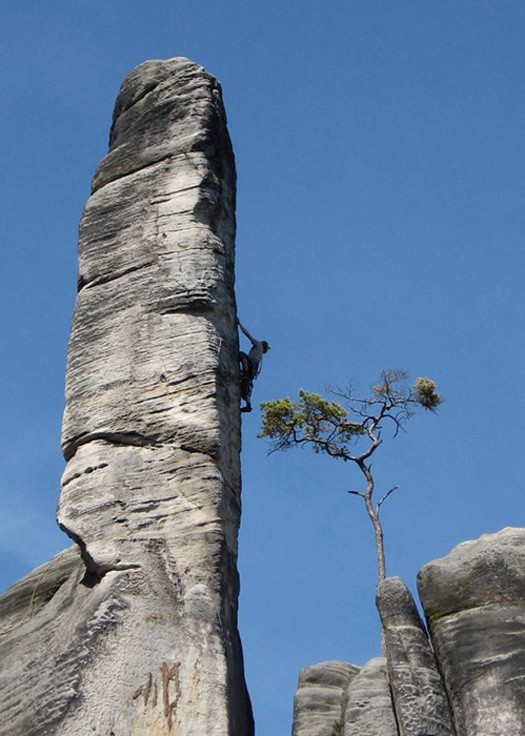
[238,319,256,346]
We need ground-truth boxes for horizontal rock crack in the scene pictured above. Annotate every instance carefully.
[92,131,211,194]
[78,261,156,292]
[64,431,168,461]
[63,431,217,464]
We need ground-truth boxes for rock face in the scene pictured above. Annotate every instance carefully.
[292,657,398,736]
[418,527,525,736]
[342,658,398,736]
[377,577,455,736]
[292,661,359,736]
[292,528,525,736]
[0,58,253,736]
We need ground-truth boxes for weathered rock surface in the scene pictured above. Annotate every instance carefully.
[292,658,397,736]
[0,548,82,640]
[377,577,455,736]
[418,527,525,736]
[292,528,525,736]
[0,57,252,736]
[292,661,360,736]
[342,657,398,736]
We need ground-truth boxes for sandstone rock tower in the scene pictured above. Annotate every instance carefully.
[0,58,253,736]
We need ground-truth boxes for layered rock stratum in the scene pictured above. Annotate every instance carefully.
[0,57,253,736]
[292,527,525,736]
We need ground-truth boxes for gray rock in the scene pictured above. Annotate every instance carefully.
[292,661,360,736]
[0,57,252,736]
[292,658,398,736]
[418,528,525,736]
[342,657,398,736]
[377,577,455,736]
[0,547,82,639]
[292,530,525,736]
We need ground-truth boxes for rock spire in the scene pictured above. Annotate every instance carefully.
[0,57,253,736]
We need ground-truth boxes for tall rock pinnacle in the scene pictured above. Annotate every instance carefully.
[0,58,253,736]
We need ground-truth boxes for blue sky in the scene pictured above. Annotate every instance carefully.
[1,2,524,733]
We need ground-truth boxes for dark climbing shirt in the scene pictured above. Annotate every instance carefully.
[248,341,264,376]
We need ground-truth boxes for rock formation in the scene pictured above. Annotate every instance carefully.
[342,658,399,736]
[292,661,359,736]
[0,57,253,736]
[418,527,525,736]
[292,527,525,736]
[1,56,523,736]
[377,577,455,736]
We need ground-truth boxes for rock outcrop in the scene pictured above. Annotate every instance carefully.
[377,577,455,736]
[342,658,399,736]
[292,661,359,736]
[292,528,525,736]
[1,55,523,736]
[0,57,253,736]
[418,527,525,736]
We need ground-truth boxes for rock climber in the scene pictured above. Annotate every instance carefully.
[238,319,270,413]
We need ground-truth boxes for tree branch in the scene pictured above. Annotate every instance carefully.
[377,485,399,509]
